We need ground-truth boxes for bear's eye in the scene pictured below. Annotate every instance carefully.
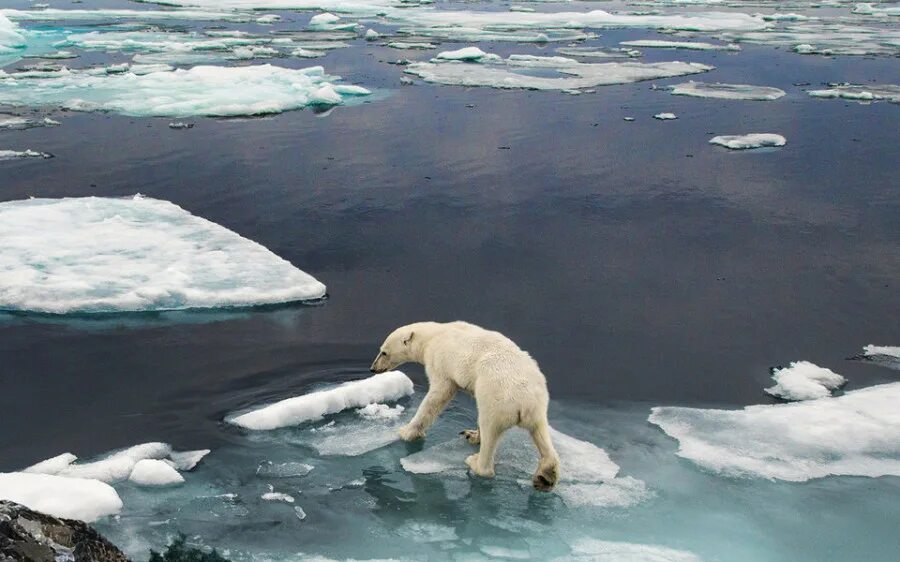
[380,351,387,357]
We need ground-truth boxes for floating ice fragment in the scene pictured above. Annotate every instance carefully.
[653,112,677,119]
[764,361,844,400]
[649,382,900,481]
[0,14,25,55]
[434,46,490,61]
[0,64,371,117]
[23,453,77,475]
[0,148,52,160]
[555,46,641,59]
[621,39,740,51]
[565,539,701,562]
[309,12,356,31]
[129,459,185,487]
[852,3,900,17]
[261,491,295,503]
[721,22,900,57]
[364,28,379,40]
[406,55,713,92]
[357,403,405,420]
[1,8,276,23]
[0,196,326,313]
[168,121,194,129]
[168,449,210,471]
[256,461,314,478]
[808,83,900,103]
[229,371,414,430]
[294,506,307,521]
[0,473,122,522]
[387,41,436,50]
[668,81,785,100]
[709,133,786,150]
[853,344,900,370]
[0,114,59,129]
[43,443,172,483]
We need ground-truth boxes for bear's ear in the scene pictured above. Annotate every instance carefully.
[402,331,415,346]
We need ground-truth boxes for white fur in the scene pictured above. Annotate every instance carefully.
[371,321,560,488]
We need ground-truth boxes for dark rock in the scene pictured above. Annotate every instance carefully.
[0,501,129,562]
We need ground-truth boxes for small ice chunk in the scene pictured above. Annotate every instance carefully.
[47,442,172,483]
[129,459,185,487]
[621,39,740,51]
[566,539,701,562]
[764,361,845,400]
[0,149,52,160]
[387,41,436,50]
[168,122,194,129]
[852,3,900,16]
[0,472,122,522]
[357,403,405,420]
[364,29,379,41]
[435,47,489,61]
[864,345,900,359]
[669,81,786,100]
[653,112,677,120]
[0,114,59,130]
[294,506,307,520]
[229,371,414,430]
[168,449,210,471]
[709,133,786,150]
[649,382,900,481]
[0,196,326,313]
[261,491,295,503]
[256,461,314,478]
[256,14,281,24]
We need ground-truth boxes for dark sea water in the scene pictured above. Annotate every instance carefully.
[0,1,898,560]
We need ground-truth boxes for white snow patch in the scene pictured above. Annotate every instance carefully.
[709,133,786,149]
[649,382,900,481]
[764,361,845,400]
[0,64,371,117]
[22,453,78,475]
[0,196,326,313]
[0,472,122,522]
[129,459,185,487]
[669,81,786,100]
[229,371,414,430]
[435,46,490,61]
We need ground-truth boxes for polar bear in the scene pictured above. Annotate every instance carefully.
[370,321,561,490]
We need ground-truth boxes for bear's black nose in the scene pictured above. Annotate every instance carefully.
[370,367,376,373]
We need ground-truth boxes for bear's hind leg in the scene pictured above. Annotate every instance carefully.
[528,422,560,491]
[465,414,506,478]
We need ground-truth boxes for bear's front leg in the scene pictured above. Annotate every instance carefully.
[398,381,457,441]
[398,423,426,442]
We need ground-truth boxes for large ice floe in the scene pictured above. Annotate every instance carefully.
[668,81,786,100]
[0,196,326,314]
[406,51,713,92]
[853,344,900,370]
[808,83,900,103]
[709,133,786,150]
[649,382,900,481]
[229,371,415,430]
[720,22,900,57]
[0,8,278,24]
[0,63,370,117]
[764,361,845,400]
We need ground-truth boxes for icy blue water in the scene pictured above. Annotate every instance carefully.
[0,0,898,560]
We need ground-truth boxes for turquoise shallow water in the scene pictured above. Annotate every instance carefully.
[0,0,898,559]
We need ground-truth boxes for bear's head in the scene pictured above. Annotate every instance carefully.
[370,326,416,373]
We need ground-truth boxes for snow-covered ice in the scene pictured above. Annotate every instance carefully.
[555,46,641,59]
[434,46,491,61]
[0,14,25,55]
[357,403,405,420]
[229,371,414,430]
[649,382,900,481]
[25,442,173,483]
[669,81,786,100]
[0,114,59,129]
[854,344,900,370]
[0,472,122,522]
[129,459,186,487]
[621,39,740,51]
[261,491,295,503]
[808,84,900,103]
[709,133,786,149]
[1,8,277,23]
[0,148,52,160]
[566,539,701,562]
[0,64,371,117]
[764,361,845,400]
[654,112,678,120]
[406,55,712,92]
[0,196,326,314]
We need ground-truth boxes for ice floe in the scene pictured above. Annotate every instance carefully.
[401,427,651,508]
[852,3,900,17]
[649,382,900,481]
[808,83,900,103]
[0,148,52,160]
[406,54,712,92]
[654,112,678,119]
[261,491,296,503]
[764,361,845,400]
[621,39,740,51]
[1,8,277,24]
[434,46,492,61]
[357,402,405,420]
[0,14,25,55]
[565,539,701,562]
[555,46,642,59]
[0,473,123,522]
[129,459,185,487]
[721,22,900,57]
[709,133,786,149]
[0,196,326,313]
[853,344,900,370]
[229,371,414,430]
[0,64,371,117]
[669,81,786,100]
[0,114,58,129]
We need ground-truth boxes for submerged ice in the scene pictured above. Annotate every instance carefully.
[0,196,326,314]
[649,382,900,481]
[0,64,371,117]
